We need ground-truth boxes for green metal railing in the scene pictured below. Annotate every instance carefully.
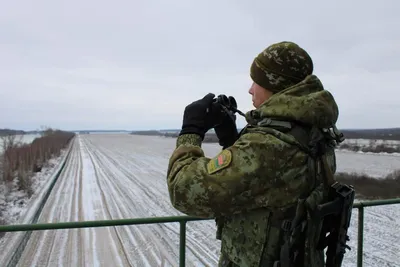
[352,198,400,267]
[0,198,399,267]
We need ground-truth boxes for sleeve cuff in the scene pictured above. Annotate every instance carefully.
[176,134,202,148]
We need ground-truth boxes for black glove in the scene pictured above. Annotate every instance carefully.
[214,97,239,149]
[179,93,216,139]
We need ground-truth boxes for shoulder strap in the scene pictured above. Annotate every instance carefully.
[257,118,292,129]
[255,118,310,151]
[289,124,337,190]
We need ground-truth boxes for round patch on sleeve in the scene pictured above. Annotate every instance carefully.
[207,149,232,174]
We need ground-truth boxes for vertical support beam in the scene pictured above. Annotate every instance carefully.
[179,221,187,267]
[357,206,364,267]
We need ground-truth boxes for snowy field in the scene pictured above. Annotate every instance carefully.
[335,150,400,178]
[0,134,399,267]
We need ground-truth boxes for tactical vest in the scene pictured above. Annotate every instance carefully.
[216,118,354,267]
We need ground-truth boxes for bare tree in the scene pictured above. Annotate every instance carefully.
[0,134,23,183]
[39,125,55,137]
[1,134,23,152]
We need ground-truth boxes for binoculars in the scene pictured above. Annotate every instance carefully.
[213,94,238,113]
[207,94,244,127]
[212,94,245,117]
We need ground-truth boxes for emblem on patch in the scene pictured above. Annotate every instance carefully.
[207,149,232,174]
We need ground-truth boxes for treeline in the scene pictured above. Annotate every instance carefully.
[0,129,26,136]
[132,127,400,140]
[0,127,56,136]
[131,130,164,136]
[133,128,400,141]
[159,132,220,143]
[0,129,75,196]
[339,142,400,154]
[335,170,400,199]
[130,130,220,142]
[131,130,221,141]
[340,128,400,140]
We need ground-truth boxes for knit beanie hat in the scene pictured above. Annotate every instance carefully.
[250,41,314,93]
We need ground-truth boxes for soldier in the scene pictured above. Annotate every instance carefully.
[166,41,340,267]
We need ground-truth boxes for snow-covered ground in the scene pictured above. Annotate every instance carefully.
[0,133,67,227]
[0,143,71,266]
[335,150,400,177]
[0,152,67,225]
[0,134,399,267]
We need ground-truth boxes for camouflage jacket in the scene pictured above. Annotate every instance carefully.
[166,75,339,267]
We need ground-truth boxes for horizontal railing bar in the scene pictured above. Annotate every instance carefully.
[0,216,210,232]
[0,198,399,233]
[353,198,400,208]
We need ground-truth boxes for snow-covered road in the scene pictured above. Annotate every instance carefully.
[15,135,220,267]
[4,134,399,267]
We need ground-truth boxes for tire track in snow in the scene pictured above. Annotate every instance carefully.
[95,149,217,266]
[16,138,81,266]
[80,138,133,267]
[15,137,133,267]
[64,143,83,266]
[82,135,220,266]
[82,136,178,267]
[83,137,187,265]
[77,136,129,267]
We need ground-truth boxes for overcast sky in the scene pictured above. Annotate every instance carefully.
[1,0,399,131]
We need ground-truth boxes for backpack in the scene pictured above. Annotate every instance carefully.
[240,118,355,267]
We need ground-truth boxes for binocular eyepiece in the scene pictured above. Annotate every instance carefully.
[210,94,245,118]
[213,94,237,112]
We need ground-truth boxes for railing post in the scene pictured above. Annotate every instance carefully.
[179,221,187,267]
[357,206,364,267]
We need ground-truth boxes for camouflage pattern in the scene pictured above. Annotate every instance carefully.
[176,133,202,147]
[250,41,314,93]
[166,74,339,266]
[246,74,338,128]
